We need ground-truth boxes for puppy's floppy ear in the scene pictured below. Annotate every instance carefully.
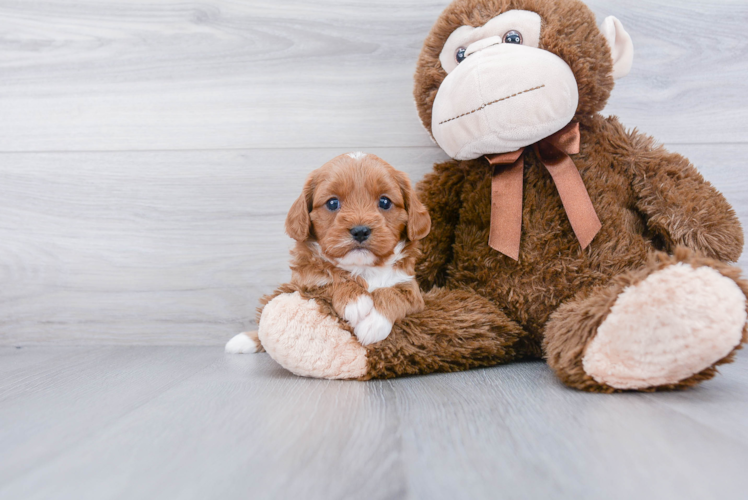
[285,174,315,241]
[396,171,431,241]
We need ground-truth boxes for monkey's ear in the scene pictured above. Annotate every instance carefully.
[601,16,634,79]
[285,176,315,241]
[396,171,431,241]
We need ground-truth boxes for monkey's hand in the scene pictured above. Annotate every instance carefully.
[628,130,743,262]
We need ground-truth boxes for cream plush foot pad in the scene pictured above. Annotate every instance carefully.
[258,292,368,379]
[583,263,747,389]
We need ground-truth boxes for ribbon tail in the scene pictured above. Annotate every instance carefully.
[540,144,601,250]
[489,156,525,260]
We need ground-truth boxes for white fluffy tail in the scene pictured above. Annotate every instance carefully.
[225,331,264,354]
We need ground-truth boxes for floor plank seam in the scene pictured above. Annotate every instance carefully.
[0,354,219,492]
[640,391,748,450]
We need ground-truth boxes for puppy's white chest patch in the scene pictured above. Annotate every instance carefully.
[360,266,413,292]
[337,242,413,291]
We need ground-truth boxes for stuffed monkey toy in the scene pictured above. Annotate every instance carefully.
[255,0,748,392]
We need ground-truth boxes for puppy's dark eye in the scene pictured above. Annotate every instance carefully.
[379,196,392,210]
[455,47,466,64]
[325,198,340,211]
[504,30,522,44]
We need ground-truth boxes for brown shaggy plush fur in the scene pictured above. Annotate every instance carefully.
[364,287,528,379]
[355,0,746,391]
[255,0,745,392]
[544,248,748,393]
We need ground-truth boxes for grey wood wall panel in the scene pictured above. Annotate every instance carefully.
[0,144,744,345]
[0,0,747,345]
[0,0,747,152]
[0,147,449,345]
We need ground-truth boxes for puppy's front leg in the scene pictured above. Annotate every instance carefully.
[355,280,425,346]
[331,281,373,329]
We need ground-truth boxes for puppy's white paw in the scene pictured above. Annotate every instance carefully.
[225,332,260,354]
[354,309,393,346]
[343,295,374,327]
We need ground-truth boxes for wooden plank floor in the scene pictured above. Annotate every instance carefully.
[0,346,747,500]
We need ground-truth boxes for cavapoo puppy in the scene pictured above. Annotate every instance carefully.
[226,152,431,354]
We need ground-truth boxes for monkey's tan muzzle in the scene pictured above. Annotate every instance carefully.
[431,44,579,160]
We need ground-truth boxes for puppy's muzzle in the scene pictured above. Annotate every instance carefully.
[350,226,371,243]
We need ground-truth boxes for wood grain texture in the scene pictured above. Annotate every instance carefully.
[0,347,216,484]
[0,0,746,152]
[0,148,449,345]
[0,145,743,345]
[2,2,747,497]
[1,346,747,500]
[0,143,744,345]
[0,0,747,345]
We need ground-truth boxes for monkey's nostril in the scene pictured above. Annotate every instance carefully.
[350,226,371,243]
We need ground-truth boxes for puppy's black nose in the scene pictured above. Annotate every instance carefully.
[350,226,371,243]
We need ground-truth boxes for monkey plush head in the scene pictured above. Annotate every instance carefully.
[414,0,634,160]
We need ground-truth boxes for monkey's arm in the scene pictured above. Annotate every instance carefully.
[627,130,743,262]
[415,160,467,289]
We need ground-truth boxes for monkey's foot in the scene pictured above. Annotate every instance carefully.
[583,263,747,389]
[258,292,368,379]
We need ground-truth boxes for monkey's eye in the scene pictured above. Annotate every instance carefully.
[455,47,467,64]
[503,30,523,44]
[379,196,393,210]
[325,198,340,211]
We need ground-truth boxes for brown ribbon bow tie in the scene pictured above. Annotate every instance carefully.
[484,121,601,261]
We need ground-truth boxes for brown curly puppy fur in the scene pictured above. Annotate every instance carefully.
[356,0,747,391]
